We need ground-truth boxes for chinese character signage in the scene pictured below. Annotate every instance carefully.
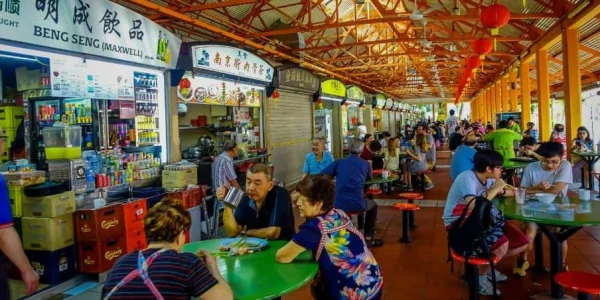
[177,72,262,107]
[192,45,274,84]
[0,0,181,69]
[321,79,346,98]
[276,67,319,92]
[346,86,364,101]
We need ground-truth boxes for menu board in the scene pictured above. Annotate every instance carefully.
[50,56,135,100]
[177,72,262,107]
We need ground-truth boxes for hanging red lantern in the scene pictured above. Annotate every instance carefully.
[344,102,349,107]
[466,55,482,70]
[271,90,280,99]
[480,4,510,36]
[471,38,493,59]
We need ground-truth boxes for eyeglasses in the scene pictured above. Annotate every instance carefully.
[541,159,561,166]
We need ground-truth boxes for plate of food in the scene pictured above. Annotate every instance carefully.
[218,237,268,256]
[177,78,193,102]
[194,87,207,103]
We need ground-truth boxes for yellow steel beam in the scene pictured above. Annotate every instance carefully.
[509,69,518,112]
[521,61,532,127]
[562,27,582,153]
[537,49,552,142]
[495,80,502,115]
[491,83,497,123]
[501,76,509,113]
[487,87,493,123]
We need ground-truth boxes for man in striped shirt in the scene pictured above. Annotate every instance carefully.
[212,140,241,192]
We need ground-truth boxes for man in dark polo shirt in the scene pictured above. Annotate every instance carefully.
[216,164,295,241]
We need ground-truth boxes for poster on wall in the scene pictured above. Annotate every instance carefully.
[192,45,273,83]
[177,72,262,107]
[0,0,181,68]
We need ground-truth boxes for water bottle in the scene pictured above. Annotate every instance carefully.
[86,170,96,192]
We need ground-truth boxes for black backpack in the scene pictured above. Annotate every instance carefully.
[447,195,499,298]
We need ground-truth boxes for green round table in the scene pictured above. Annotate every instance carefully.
[502,160,533,170]
[365,173,400,185]
[494,196,600,298]
[183,239,318,300]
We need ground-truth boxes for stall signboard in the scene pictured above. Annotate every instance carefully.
[177,72,262,107]
[385,98,393,110]
[375,94,386,108]
[0,0,181,69]
[277,67,319,92]
[346,86,364,101]
[50,55,135,100]
[391,101,398,111]
[321,79,346,98]
[192,45,273,83]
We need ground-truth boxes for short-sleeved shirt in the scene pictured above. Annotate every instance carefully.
[321,154,371,213]
[520,161,573,196]
[360,146,372,161]
[446,116,459,135]
[0,175,13,230]
[508,123,522,134]
[485,129,523,160]
[525,129,539,141]
[448,132,464,151]
[407,145,427,174]
[303,152,334,175]
[234,186,295,241]
[450,145,477,181]
[211,152,237,191]
[293,209,383,300]
[551,132,568,160]
[443,171,495,227]
[383,148,400,171]
[426,134,436,163]
[102,249,218,299]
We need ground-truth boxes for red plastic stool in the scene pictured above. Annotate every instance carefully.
[555,271,600,300]
[393,203,420,243]
[398,192,424,229]
[450,250,500,300]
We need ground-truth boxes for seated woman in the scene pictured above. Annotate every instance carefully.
[571,126,598,188]
[383,138,400,172]
[102,199,233,300]
[406,133,434,190]
[276,175,383,300]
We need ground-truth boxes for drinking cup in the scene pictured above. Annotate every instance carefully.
[579,189,591,201]
[514,187,527,205]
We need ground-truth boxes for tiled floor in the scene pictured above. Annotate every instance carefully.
[12,151,600,299]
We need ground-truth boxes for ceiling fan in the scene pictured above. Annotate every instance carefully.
[409,0,436,22]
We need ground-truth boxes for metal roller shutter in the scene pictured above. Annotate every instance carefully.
[267,90,312,186]
[381,110,390,133]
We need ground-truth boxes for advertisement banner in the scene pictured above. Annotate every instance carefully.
[176,72,263,107]
[192,45,273,83]
[0,0,181,68]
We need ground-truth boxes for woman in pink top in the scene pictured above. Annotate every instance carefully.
[550,124,567,160]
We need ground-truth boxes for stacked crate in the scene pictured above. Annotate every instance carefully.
[74,204,125,274]
[167,186,202,243]
[0,106,25,162]
[21,185,77,285]
[120,198,148,253]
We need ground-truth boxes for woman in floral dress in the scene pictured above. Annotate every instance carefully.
[276,175,383,300]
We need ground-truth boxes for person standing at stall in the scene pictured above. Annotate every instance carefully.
[0,129,39,299]
[446,109,459,136]
[484,120,523,160]
[507,117,522,134]
[303,138,334,178]
[212,140,242,192]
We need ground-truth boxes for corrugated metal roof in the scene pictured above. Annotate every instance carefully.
[547,41,562,57]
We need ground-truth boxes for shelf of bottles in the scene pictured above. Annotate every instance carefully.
[134,72,160,146]
[84,149,161,190]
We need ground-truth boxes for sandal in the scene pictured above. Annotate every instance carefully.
[366,238,384,248]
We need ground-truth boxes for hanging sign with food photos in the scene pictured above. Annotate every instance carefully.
[177,72,263,107]
[192,45,273,83]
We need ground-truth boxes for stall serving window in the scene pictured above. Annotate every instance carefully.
[372,94,385,133]
[267,66,319,185]
[381,98,393,133]
[345,86,365,139]
[319,79,347,158]
[174,44,270,187]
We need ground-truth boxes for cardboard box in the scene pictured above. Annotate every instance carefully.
[162,168,197,189]
[8,185,23,217]
[77,237,125,274]
[22,191,75,218]
[75,203,123,242]
[22,215,75,251]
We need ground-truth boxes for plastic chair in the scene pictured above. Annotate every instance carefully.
[393,203,420,243]
[554,271,600,300]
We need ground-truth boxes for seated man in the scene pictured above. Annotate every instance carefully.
[216,164,295,241]
[302,138,334,178]
[518,136,541,160]
[321,138,383,247]
[450,131,479,181]
[513,142,572,276]
[444,149,529,296]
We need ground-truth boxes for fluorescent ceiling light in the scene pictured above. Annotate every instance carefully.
[0,53,38,62]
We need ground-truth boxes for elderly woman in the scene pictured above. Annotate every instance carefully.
[102,199,233,300]
[321,138,383,247]
[276,175,383,299]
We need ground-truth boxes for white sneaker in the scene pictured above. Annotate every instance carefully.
[478,276,501,296]
[486,269,508,282]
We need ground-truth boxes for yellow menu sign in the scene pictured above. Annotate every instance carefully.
[321,79,346,98]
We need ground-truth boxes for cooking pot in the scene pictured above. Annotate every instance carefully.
[223,187,245,208]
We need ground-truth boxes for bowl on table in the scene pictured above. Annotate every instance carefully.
[535,193,556,204]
